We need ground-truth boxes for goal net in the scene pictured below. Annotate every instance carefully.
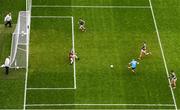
[9,11,31,68]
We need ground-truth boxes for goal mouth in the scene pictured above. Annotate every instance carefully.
[9,11,31,69]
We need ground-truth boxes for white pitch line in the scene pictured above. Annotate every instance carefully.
[23,71,28,110]
[24,3,32,110]
[71,16,77,89]
[23,108,174,110]
[31,16,72,19]
[148,0,177,110]
[25,103,174,107]
[32,5,151,9]
[27,88,76,90]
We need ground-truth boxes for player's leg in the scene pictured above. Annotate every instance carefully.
[145,50,152,56]
[173,79,177,88]
[170,79,175,88]
[70,57,74,64]
[132,70,135,73]
[74,54,80,60]
[7,21,10,27]
[5,67,9,75]
[9,21,12,27]
[132,68,136,73]
[69,54,74,64]
[79,25,86,32]
[82,25,86,32]
[138,50,144,60]
[5,21,8,27]
[79,25,83,31]
[128,63,131,69]
[169,79,173,87]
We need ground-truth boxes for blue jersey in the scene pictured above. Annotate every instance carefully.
[130,60,137,68]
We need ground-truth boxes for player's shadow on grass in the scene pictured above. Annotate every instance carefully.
[0,68,25,80]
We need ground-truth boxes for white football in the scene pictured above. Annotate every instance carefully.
[110,65,114,68]
[16,66,19,69]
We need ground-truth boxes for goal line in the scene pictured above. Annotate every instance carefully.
[26,103,175,107]
[32,5,151,9]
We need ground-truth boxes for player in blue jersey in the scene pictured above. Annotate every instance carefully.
[128,59,139,73]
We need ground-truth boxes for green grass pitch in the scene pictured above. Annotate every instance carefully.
[0,0,180,109]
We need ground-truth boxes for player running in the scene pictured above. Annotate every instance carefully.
[128,59,139,73]
[138,42,151,60]
[78,18,86,32]
[169,70,177,89]
[69,49,79,64]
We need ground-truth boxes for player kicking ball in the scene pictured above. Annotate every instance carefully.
[169,70,177,89]
[78,18,86,32]
[138,42,152,60]
[128,59,139,73]
[69,49,79,65]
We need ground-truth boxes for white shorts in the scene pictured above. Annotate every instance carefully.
[141,49,146,54]
[70,57,74,61]
[79,25,84,29]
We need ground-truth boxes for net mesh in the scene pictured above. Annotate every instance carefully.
[9,11,30,68]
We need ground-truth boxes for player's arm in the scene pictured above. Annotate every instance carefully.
[128,62,131,67]
[168,74,172,79]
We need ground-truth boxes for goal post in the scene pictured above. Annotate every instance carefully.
[26,0,32,11]
[9,11,30,69]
